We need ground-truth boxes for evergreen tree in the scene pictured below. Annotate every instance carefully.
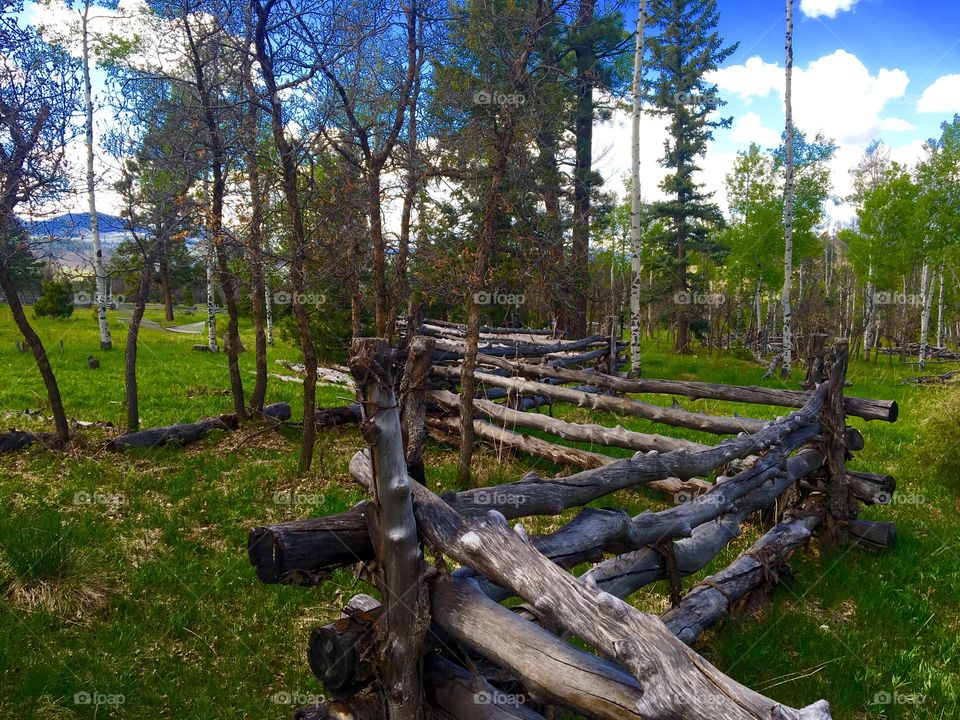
[643,0,736,353]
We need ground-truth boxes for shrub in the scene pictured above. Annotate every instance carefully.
[33,280,75,318]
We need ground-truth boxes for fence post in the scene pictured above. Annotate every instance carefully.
[350,338,427,720]
[400,335,435,485]
[821,339,853,542]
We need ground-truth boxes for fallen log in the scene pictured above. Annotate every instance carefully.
[0,430,42,453]
[432,365,771,435]
[348,449,832,719]
[661,512,824,645]
[423,317,556,336]
[108,403,290,450]
[248,503,371,584]
[471,353,898,423]
[428,388,708,454]
[315,403,362,427]
[848,518,896,550]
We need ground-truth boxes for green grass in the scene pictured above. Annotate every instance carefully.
[0,306,958,719]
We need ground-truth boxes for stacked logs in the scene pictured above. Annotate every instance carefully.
[249,328,899,720]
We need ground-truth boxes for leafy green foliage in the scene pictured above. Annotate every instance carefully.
[32,280,75,318]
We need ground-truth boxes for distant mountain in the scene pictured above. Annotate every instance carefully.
[21,212,133,269]
[24,212,128,238]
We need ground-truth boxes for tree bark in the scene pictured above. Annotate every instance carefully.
[628,0,646,377]
[81,0,113,350]
[781,0,795,375]
[350,338,427,720]
[0,262,69,443]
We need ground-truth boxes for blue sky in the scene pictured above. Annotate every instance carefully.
[598,0,960,223]
[23,0,960,224]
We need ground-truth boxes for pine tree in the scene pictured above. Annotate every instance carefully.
[644,0,737,353]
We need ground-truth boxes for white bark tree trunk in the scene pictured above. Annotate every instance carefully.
[780,0,794,375]
[82,1,112,351]
[936,266,945,348]
[862,268,875,361]
[264,272,273,345]
[919,261,933,370]
[628,0,646,377]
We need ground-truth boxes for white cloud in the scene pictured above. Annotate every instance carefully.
[706,56,781,103]
[730,112,782,149]
[878,117,916,132]
[916,74,960,114]
[799,0,860,19]
[712,50,910,145]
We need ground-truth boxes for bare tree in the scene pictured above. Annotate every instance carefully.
[628,0,646,377]
[780,0,794,375]
[0,8,79,444]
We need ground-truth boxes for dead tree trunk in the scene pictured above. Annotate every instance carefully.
[400,336,434,484]
[350,338,427,720]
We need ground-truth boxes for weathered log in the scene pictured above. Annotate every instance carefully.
[821,342,852,540]
[431,335,609,362]
[107,402,291,451]
[424,654,545,720]
[428,388,708,454]
[400,336,435,484]
[432,365,770,435]
[848,518,896,550]
[315,403,363,427]
[458,446,823,602]
[248,503,371,584]
[0,430,41,453]
[847,470,896,505]
[348,449,832,719]
[661,512,824,645]
[426,415,709,499]
[434,384,826,519]
[350,338,427,720]
[579,445,823,600]
[470,352,897,423]
[251,394,824,587]
[423,317,556,336]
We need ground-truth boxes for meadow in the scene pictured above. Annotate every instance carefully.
[0,306,958,719]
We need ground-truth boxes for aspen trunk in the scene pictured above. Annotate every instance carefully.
[628,0,646,377]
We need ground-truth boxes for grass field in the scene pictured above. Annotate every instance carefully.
[1,305,958,719]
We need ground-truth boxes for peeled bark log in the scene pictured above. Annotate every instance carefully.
[432,365,770,435]
[428,388,707,453]
[470,352,896,423]
[348,449,833,719]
